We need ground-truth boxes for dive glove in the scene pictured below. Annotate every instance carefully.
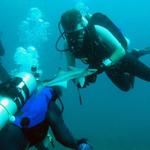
[77,139,93,150]
[76,72,97,88]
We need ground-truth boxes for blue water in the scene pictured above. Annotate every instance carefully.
[0,0,150,149]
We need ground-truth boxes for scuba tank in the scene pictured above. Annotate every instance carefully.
[0,72,37,129]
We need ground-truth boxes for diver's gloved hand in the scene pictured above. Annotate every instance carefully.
[84,73,97,88]
[77,143,93,150]
[77,139,93,150]
[76,73,97,88]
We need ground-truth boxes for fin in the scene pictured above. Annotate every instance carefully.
[131,47,150,58]
[78,77,85,87]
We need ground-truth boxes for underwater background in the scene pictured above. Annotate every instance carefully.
[0,0,150,149]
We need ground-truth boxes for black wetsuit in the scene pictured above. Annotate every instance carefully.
[0,40,10,82]
[66,25,150,91]
[106,51,150,91]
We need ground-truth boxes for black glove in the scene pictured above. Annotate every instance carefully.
[76,63,106,88]
[77,138,93,150]
[84,62,108,87]
[76,73,97,89]
[85,73,97,87]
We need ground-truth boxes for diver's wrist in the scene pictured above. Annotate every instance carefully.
[102,58,112,67]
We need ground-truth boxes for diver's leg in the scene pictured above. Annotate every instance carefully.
[106,67,132,91]
[106,48,150,91]
[130,47,150,58]
[123,54,150,81]
[47,101,78,149]
[0,63,10,82]
[0,124,29,150]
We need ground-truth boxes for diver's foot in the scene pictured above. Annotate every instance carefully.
[131,48,150,58]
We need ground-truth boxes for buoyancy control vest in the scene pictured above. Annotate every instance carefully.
[66,12,128,67]
[13,87,54,128]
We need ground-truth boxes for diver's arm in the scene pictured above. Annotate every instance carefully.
[47,101,78,149]
[95,25,126,65]
[65,51,76,67]
[64,41,76,67]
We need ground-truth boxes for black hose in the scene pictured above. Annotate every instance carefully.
[55,22,71,52]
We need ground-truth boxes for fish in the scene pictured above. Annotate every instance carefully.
[42,66,97,88]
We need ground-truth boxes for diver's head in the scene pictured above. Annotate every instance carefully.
[60,9,88,33]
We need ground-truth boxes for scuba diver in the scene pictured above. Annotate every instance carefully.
[0,38,10,82]
[56,9,150,91]
[0,72,93,150]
